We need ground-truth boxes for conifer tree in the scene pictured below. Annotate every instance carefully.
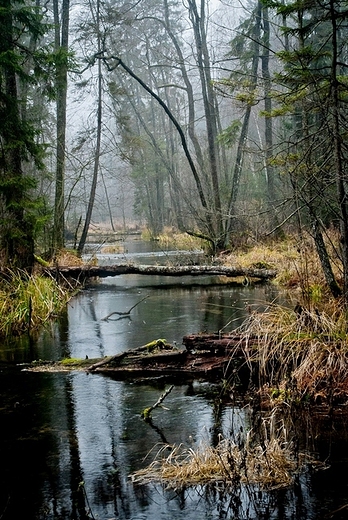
[267,0,348,299]
[0,0,48,269]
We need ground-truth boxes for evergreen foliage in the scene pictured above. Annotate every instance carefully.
[0,0,50,269]
[266,0,348,298]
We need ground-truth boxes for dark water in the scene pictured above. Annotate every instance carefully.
[1,242,348,519]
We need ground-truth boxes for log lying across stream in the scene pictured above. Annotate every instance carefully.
[45,264,277,281]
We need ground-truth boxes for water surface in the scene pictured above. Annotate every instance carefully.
[1,243,348,519]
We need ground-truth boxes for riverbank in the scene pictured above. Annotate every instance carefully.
[3,233,348,502]
[2,232,345,389]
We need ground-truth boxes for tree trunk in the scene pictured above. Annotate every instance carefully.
[163,0,206,176]
[188,0,223,243]
[329,0,348,302]
[261,5,280,234]
[225,1,262,242]
[53,0,70,252]
[78,0,102,254]
[0,1,34,269]
[311,217,341,298]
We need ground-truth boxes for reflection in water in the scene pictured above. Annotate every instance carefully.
[1,367,347,519]
[63,280,279,360]
[1,245,348,518]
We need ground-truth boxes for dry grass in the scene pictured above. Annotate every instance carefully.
[238,302,348,405]
[50,249,84,267]
[100,244,124,254]
[131,411,301,490]
[142,227,205,251]
[222,231,342,299]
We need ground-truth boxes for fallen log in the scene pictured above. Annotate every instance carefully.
[87,339,169,371]
[24,335,250,381]
[183,333,260,354]
[44,264,277,281]
[84,334,253,381]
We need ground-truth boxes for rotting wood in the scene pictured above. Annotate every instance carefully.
[182,333,260,354]
[87,339,169,371]
[44,264,277,281]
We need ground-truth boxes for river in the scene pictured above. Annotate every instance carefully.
[0,239,348,519]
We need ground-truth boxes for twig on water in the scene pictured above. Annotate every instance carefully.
[102,294,149,320]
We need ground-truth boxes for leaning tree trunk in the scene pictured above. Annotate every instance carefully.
[311,216,341,298]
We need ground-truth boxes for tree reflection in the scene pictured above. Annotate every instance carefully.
[64,376,91,519]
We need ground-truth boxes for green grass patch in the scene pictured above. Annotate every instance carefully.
[0,270,73,337]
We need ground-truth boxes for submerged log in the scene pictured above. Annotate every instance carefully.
[44,264,277,281]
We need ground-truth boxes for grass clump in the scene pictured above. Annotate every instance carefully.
[0,270,71,337]
[142,227,204,251]
[131,410,301,490]
[238,301,348,406]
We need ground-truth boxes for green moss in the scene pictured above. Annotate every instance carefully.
[141,407,152,419]
[60,358,95,367]
[34,254,50,267]
[145,338,167,352]
[250,261,273,269]
[60,358,82,365]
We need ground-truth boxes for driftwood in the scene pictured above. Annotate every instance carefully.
[141,385,174,419]
[45,264,277,281]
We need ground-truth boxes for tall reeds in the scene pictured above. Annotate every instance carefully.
[237,301,348,406]
[0,270,71,337]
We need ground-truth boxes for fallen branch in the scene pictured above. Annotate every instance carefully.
[101,294,149,320]
[142,385,174,419]
[87,339,168,371]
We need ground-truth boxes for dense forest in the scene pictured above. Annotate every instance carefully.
[0,0,348,298]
